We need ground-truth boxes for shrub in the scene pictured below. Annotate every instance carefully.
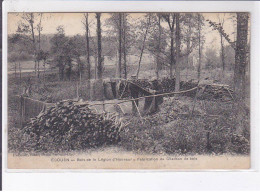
[120,98,250,156]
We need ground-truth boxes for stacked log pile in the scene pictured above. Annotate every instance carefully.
[198,84,234,101]
[161,78,197,97]
[118,81,131,99]
[17,100,123,153]
[161,78,176,93]
[118,78,233,101]
[118,79,152,99]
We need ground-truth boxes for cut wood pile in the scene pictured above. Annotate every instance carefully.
[198,84,234,101]
[17,100,123,152]
[160,78,197,97]
[117,78,234,101]
[118,79,151,98]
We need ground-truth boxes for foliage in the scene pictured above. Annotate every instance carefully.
[146,14,168,60]
[36,50,49,62]
[50,26,69,59]
[206,19,236,49]
[8,34,34,62]
[204,47,220,69]
[120,97,250,155]
[49,26,88,80]
[224,45,235,71]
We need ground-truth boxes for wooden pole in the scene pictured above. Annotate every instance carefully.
[133,97,143,121]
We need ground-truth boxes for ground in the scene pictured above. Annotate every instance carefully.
[7,60,250,156]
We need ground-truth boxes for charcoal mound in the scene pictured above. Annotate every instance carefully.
[17,100,122,153]
[118,78,197,98]
[118,78,232,101]
[198,85,234,101]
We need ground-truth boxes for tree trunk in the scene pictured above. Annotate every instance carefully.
[220,33,225,76]
[59,66,64,81]
[219,14,226,78]
[169,14,176,79]
[37,60,40,78]
[28,13,37,77]
[156,14,161,79]
[123,13,127,79]
[77,57,82,84]
[186,16,191,68]
[186,39,190,68]
[175,13,181,92]
[94,55,97,79]
[14,62,17,79]
[136,14,151,79]
[96,13,103,79]
[118,13,122,78]
[79,64,82,87]
[34,60,37,77]
[162,14,176,78]
[37,14,42,79]
[170,29,174,78]
[43,60,46,84]
[234,12,248,100]
[85,13,91,80]
[19,62,22,82]
[38,13,42,52]
[198,14,202,81]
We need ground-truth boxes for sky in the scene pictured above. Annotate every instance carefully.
[8,12,237,51]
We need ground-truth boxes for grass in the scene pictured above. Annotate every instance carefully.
[119,97,250,155]
[7,60,250,156]
[8,95,250,155]
[8,60,51,71]
[8,64,237,103]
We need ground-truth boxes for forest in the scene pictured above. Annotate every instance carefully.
[8,12,250,156]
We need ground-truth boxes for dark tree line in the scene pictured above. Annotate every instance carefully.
[10,12,250,99]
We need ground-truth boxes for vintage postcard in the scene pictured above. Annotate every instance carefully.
[7,12,250,169]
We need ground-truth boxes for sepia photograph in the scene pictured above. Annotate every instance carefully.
[7,12,250,169]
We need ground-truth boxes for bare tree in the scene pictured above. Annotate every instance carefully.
[36,13,43,78]
[184,14,193,68]
[118,13,122,78]
[17,13,37,76]
[197,13,202,81]
[96,13,103,79]
[17,13,45,79]
[156,14,162,79]
[175,13,181,92]
[106,13,129,79]
[83,13,91,80]
[162,13,176,78]
[136,14,151,79]
[122,13,127,79]
[218,14,226,77]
